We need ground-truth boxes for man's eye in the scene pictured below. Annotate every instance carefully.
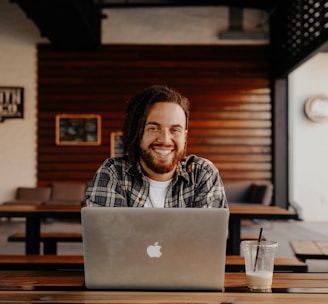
[172,128,183,133]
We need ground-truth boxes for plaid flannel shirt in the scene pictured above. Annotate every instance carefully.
[85,154,228,209]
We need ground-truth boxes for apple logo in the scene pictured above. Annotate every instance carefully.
[146,241,162,258]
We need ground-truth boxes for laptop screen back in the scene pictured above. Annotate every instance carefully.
[82,207,229,291]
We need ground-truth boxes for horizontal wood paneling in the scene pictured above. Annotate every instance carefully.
[37,44,271,186]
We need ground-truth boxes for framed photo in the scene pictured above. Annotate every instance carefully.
[110,131,124,157]
[56,114,101,146]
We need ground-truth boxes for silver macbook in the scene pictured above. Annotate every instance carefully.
[81,207,229,291]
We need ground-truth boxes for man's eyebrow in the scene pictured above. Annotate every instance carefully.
[171,124,184,129]
[145,121,184,129]
[145,121,160,126]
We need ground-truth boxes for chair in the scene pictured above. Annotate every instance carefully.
[43,182,86,205]
[3,186,52,206]
[225,182,273,206]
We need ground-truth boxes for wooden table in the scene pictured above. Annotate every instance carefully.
[1,271,328,291]
[290,240,328,261]
[0,271,328,303]
[0,204,82,254]
[0,204,298,255]
[0,291,327,303]
[228,205,298,255]
[0,254,308,272]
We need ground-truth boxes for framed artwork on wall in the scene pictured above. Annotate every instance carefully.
[55,114,101,146]
[110,131,124,157]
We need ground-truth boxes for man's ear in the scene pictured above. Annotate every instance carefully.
[184,130,188,155]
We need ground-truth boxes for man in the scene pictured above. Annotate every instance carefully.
[85,85,227,208]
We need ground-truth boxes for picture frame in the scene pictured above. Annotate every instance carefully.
[110,131,124,157]
[55,114,101,146]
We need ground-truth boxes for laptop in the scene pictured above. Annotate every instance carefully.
[81,207,229,291]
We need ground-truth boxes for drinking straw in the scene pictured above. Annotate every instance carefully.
[253,227,263,272]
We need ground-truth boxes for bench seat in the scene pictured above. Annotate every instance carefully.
[0,255,84,270]
[237,234,266,241]
[225,255,307,272]
[8,232,83,255]
[0,254,307,272]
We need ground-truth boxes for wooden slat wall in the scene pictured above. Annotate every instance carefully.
[37,44,271,186]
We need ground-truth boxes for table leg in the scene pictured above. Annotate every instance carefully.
[25,216,41,254]
[228,218,241,255]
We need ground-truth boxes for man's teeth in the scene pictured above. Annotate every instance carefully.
[154,149,171,155]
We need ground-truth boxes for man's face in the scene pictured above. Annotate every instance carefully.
[139,102,187,181]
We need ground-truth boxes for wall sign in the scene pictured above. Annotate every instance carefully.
[305,95,328,122]
[0,87,24,122]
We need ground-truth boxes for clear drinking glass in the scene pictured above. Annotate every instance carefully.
[241,240,278,292]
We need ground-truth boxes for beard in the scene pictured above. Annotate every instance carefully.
[140,145,185,174]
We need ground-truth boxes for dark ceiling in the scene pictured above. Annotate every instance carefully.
[11,0,280,51]
[10,0,328,77]
[94,0,279,12]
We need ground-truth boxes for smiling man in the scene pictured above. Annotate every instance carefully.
[85,85,227,208]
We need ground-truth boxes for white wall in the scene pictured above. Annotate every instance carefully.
[0,0,46,201]
[289,53,328,221]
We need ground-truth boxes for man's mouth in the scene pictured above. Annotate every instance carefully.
[150,145,176,159]
[153,148,172,156]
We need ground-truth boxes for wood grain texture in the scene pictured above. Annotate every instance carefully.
[37,44,271,185]
[1,272,328,302]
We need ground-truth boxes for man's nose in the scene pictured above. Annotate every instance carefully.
[157,129,171,143]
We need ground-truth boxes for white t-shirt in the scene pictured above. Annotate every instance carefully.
[144,178,172,208]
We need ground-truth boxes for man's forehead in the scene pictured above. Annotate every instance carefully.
[148,103,185,119]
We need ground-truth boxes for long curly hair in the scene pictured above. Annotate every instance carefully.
[122,85,190,165]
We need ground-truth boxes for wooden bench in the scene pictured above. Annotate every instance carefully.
[0,254,307,272]
[7,232,83,255]
[225,255,307,272]
[0,254,84,270]
[290,240,328,261]
[238,234,266,241]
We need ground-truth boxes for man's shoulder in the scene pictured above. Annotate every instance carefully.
[185,154,214,166]
[183,154,218,172]
[176,155,219,186]
[102,156,130,170]
[102,156,140,176]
